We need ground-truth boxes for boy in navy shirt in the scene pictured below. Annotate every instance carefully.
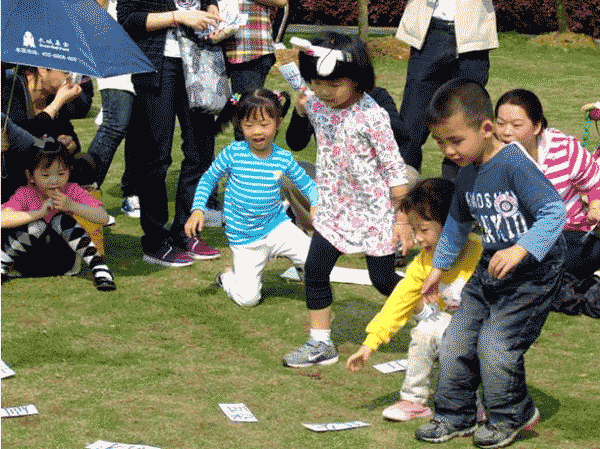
[415,79,566,448]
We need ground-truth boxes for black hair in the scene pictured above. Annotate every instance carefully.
[215,89,291,134]
[400,178,455,226]
[298,31,375,93]
[425,79,494,129]
[495,89,548,130]
[26,136,74,175]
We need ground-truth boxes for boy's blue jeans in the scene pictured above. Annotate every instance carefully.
[434,236,565,429]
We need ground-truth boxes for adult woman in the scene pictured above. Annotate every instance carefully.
[118,0,221,266]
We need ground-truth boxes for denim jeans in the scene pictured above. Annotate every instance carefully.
[128,57,215,252]
[563,230,600,280]
[87,89,135,194]
[434,236,566,428]
[398,17,490,172]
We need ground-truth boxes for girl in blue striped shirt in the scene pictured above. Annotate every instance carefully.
[185,89,318,306]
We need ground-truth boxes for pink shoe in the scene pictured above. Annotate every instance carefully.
[382,400,432,421]
[185,236,220,260]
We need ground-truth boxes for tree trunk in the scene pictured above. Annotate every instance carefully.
[358,0,369,42]
[557,0,568,33]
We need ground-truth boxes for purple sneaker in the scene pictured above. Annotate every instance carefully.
[143,245,195,267]
[186,236,220,260]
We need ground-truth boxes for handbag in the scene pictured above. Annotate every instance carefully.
[177,29,232,114]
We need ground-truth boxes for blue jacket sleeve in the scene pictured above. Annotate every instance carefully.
[285,157,319,205]
[191,146,230,211]
[517,201,566,261]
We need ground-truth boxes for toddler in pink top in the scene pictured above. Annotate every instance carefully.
[1,138,116,291]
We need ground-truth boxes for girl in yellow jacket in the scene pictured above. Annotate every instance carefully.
[347,177,483,421]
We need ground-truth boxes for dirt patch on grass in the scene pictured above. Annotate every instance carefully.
[528,31,599,50]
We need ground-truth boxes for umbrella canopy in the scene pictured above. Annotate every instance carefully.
[1,0,155,77]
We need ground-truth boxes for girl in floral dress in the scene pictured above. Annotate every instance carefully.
[283,32,418,368]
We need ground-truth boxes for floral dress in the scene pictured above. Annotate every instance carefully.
[306,93,408,256]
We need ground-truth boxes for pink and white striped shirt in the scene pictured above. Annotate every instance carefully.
[537,128,600,232]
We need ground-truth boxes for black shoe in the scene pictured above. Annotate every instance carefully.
[473,408,540,448]
[94,277,116,292]
[415,417,477,443]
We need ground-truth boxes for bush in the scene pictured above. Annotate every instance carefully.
[290,0,600,39]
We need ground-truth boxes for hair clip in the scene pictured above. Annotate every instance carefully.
[230,93,242,106]
[274,90,284,101]
[290,37,352,76]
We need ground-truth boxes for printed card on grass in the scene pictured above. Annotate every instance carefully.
[86,440,161,449]
[373,359,409,374]
[0,360,16,379]
[219,403,258,422]
[1,404,38,418]
[303,421,371,432]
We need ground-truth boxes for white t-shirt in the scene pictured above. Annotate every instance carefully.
[432,0,456,21]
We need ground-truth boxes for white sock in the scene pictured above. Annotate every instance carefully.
[310,329,332,345]
[413,303,434,321]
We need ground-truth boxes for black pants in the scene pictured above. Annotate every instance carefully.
[304,230,400,310]
[398,18,490,173]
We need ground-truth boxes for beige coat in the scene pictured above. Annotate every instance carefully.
[396,0,499,54]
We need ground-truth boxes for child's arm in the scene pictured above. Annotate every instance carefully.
[1,201,53,228]
[347,254,428,372]
[49,190,109,225]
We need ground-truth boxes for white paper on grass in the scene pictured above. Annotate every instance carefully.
[0,360,16,379]
[303,421,371,432]
[86,441,161,449]
[279,62,307,92]
[373,359,409,374]
[219,403,258,422]
[0,404,38,418]
[281,266,405,285]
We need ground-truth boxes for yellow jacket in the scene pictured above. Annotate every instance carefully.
[364,233,483,350]
[396,0,499,54]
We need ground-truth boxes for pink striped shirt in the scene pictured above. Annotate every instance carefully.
[538,128,600,232]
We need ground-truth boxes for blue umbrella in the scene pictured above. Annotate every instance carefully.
[1,0,155,77]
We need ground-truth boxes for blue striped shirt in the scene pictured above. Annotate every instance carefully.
[192,141,319,246]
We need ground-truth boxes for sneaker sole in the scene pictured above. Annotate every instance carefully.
[383,408,432,422]
[282,354,339,368]
[142,254,195,267]
[417,425,477,443]
[121,208,140,218]
[474,408,540,449]
[187,252,221,260]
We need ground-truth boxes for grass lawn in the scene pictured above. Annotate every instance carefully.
[1,32,599,449]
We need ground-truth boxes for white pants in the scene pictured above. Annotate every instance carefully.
[222,220,310,307]
[400,311,452,404]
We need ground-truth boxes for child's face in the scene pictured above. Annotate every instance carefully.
[240,108,278,157]
[429,112,493,167]
[309,78,360,109]
[408,211,442,253]
[495,104,542,153]
[27,160,70,197]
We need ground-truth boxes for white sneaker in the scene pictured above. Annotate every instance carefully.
[204,208,224,227]
[121,195,141,218]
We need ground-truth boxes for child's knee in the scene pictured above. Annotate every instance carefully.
[222,270,262,307]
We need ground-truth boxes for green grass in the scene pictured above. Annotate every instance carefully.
[2,32,599,448]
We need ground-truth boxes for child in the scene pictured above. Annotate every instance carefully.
[184,89,318,307]
[415,79,566,448]
[496,89,600,317]
[346,178,483,421]
[1,138,116,291]
[282,32,415,368]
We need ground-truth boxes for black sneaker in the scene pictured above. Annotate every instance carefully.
[415,417,477,443]
[472,408,540,448]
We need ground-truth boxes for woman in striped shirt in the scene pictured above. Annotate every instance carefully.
[496,89,600,317]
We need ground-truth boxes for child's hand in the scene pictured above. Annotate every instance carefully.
[393,222,414,256]
[39,198,54,217]
[49,189,73,212]
[588,200,600,223]
[488,244,528,279]
[421,267,445,303]
[310,205,318,223]
[295,87,310,117]
[346,345,374,372]
[185,210,205,238]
